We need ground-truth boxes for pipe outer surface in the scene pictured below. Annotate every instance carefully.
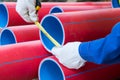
[39,56,120,80]
[0,40,51,80]
[49,5,111,13]
[0,2,111,28]
[0,25,40,45]
[40,8,120,52]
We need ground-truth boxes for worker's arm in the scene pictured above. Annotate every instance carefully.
[16,0,40,22]
[80,22,120,64]
[52,22,120,69]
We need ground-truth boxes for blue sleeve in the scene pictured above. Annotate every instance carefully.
[79,22,120,64]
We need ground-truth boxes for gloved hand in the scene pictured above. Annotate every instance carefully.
[16,0,38,22]
[51,42,86,69]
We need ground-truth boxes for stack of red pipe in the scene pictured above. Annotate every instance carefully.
[1,2,120,80]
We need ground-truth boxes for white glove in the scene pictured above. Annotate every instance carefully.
[51,42,86,69]
[16,0,38,22]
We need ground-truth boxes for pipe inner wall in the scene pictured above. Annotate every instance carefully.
[0,3,8,28]
[49,6,63,13]
[39,58,65,80]
[40,15,64,52]
[0,28,16,45]
[112,0,120,8]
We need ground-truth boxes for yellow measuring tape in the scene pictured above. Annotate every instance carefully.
[35,22,61,47]
[119,0,120,5]
[35,2,60,47]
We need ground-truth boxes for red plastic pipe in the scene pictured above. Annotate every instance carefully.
[41,2,111,7]
[39,56,120,80]
[39,2,111,20]
[0,25,40,45]
[0,40,51,80]
[49,5,111,13]
[1,2,111,28]
[40,8,120,52]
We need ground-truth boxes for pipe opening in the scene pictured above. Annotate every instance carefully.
[112,0,120,8]
[39,58,65,80]
[0,28,16,45]
[49,6,63,14]
[0,3,8,28]
[40,15,64,52]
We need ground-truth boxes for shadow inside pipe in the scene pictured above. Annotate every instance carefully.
[0,28,16,45]
[40,15,64,52]
[49,6,63,14]
[0,3,8,28]
[39,59,65,80]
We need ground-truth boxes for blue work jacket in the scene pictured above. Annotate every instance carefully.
[79,22,120,64]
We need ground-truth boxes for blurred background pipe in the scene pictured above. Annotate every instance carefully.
[0,25,40,45]
[39,56,120,80]
[40,8,120,52]
[0,40,51,80]
[49,5,111,13]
